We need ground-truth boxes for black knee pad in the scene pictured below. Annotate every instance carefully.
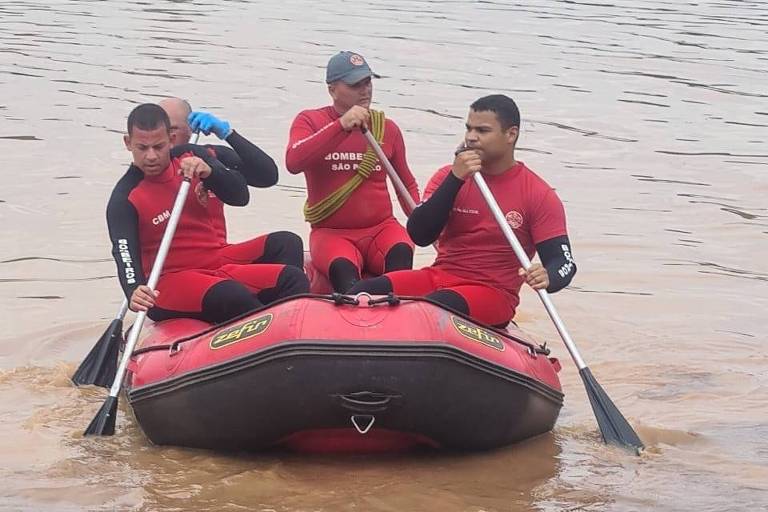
[277,265,310,296]
[260,231,305,267]
[201,280,260,324]
[348,275,394,295]
[258,265,310,304]
[384,243,413,272]
[427,289,469,316]
[328,257,360,293]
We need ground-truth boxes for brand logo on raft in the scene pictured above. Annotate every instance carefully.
[210,313,273,350]
[451,316,505,351]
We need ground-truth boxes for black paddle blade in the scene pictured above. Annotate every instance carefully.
[84,395,118,436]
[71,319,123,387]
[579,367,644,454]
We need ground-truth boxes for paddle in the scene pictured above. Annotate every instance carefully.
[361,127,418,213]
[472,172,644,454]
[85,175,192,436]
[71,299,128,387]
[72,132,201,388]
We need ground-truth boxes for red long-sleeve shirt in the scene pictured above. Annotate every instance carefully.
[285,106,420,229]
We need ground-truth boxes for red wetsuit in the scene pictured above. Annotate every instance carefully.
[107,145,294,320]
[197,134,302,270]
[286,106,420,277]
[386,162,569,325]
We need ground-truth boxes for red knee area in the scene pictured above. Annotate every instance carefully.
[309,218,411,278]
[386,268,440,296]
[154,264,287,314]
[155,269,227,313]
[219,234,269,265]
[304,253,333,295]
[309,229,363,277]
[217,263,284,293]
[449,284,512,326]
[365,219,413,275]
[388,267,513,326]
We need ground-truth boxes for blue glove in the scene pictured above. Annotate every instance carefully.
[188,111,232,140]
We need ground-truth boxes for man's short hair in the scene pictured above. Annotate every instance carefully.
[127,103,171,135]
[470,95,521,130]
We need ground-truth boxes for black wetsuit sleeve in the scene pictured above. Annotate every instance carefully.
[536,235,577,293]
[407,172,465,246]
[215,130,278,187]
[178,144,250,206]
[106,175,146,300]
[200,157,250,206]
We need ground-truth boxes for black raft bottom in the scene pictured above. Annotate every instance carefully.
[128,343,563,452]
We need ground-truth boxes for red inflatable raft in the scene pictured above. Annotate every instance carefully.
[126,294,563,453]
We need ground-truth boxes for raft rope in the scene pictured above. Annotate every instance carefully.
[303,110,386,225]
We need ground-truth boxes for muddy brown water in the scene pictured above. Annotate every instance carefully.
[1,1,767,510]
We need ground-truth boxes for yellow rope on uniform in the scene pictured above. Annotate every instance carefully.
[304,110,386,225]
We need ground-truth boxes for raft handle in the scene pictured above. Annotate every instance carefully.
[334,391,401,412]
[351,415,375,435]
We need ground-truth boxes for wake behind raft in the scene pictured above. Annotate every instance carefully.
[124,293,563,453]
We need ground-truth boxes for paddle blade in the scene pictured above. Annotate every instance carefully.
[71,319,123,387]
[84,395,118,436]
[579,367,644,454]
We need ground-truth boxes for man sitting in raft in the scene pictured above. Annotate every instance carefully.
[350,94,577,327]
[108,103,309,324]
[285,51,420,293]
[160,97,305,271]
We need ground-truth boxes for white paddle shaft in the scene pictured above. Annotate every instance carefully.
[362,128,417,213]
[107,178,192,397]
[472,172,587,370]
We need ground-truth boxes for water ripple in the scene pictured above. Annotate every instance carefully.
[1,256,111,264]
[0,276,113,283]
[656,151,768,158]
[531,119,638,142]
[0,135,41,140]
[665,261,768,282]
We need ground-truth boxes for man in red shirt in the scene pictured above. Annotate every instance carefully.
[350,94,577,327]
[109,103,309,324]
[159,97,304,270]
[285,51,420,292]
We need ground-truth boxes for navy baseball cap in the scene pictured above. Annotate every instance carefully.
[325,51,380,85]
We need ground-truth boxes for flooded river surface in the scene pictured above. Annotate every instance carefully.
[1,0,767,510]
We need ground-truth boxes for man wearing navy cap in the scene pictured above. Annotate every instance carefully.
[286,51,420,293]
